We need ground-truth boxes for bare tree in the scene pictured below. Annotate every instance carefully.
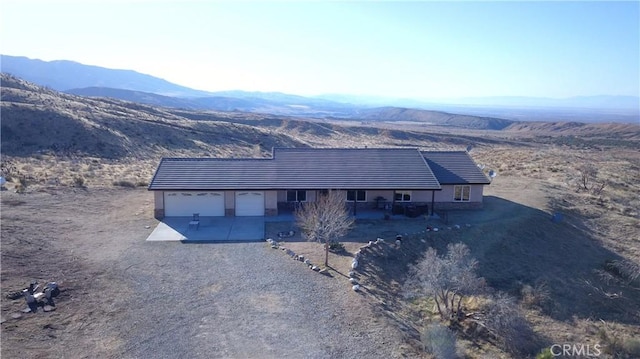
[403,243,484,321]
[295,190,355,267]
[576,163,607,195]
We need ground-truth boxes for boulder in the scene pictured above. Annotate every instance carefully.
[352,285,360,292]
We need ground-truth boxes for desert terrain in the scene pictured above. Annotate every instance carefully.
[1,74,639,358]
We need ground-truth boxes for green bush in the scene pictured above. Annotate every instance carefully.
[536,348,554,359]
[328,241,345,252]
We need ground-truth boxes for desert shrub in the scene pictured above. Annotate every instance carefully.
[136,181,149,187]
[598,328,640,358]
[421,323,458,359]
[623,338,640,357]
[73,175,85,187]
[404,243,484,321]
[112,180,136,188]
[521,281,551,309]
[605,259,640,285]
[535,348,554,359]
[14,175,29,193]
[480,292,539,356]
[328,241,345,252]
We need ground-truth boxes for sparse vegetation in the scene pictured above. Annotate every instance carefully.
[420,323,458,359]
[112,180,137,188]
[477,292,540,356]
[73,175,85,187]
[295,190,355,267]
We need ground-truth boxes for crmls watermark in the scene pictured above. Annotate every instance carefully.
[550,343,602,357]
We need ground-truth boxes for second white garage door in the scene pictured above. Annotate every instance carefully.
[235,191,265,216]
[164,191,225,217]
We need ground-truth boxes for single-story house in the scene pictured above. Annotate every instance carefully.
[148,147,490,218]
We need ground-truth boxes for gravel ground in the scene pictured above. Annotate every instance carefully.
[1,188,406,359]
[110,241,403,359]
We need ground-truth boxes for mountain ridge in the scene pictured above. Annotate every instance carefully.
[2,54,638,123]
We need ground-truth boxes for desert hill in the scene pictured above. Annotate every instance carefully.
[352,106,516,130]
[0,73,304,159]
[504,120,640,140]
[3,73,523,162]
[3,71,638,169]
[64,86,356,117]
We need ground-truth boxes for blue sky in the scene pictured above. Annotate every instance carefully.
[1,1,638,99]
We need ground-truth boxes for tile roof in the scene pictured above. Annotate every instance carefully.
[148,148,442,190]
[421,151,491,184]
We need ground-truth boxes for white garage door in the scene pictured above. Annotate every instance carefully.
[164,191,225,217]
[235,191,265,216]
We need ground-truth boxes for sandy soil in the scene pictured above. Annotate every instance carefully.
[2,145,638,358]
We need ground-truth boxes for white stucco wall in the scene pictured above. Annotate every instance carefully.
[154,191,164,209]
[265,190,277,209]
[225,190,235,209]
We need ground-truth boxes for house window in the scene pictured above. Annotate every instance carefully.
[286,190,307,202]
[454,185,470,202]
[394,191,412,202]
[346,190,366,202]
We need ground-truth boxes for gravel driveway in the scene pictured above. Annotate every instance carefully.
[108,241,401,359]
[1,189,406,359]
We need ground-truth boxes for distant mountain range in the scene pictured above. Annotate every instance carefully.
[2,72,638,161]
[2,54,638,123]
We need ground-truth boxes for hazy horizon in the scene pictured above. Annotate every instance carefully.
[1,1,638,101]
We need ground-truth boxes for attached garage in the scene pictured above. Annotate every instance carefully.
[164,191,225,217]
[235,191,265,216]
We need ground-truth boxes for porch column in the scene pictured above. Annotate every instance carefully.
[431,190,435,216]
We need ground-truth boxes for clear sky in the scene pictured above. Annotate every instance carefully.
[1,1,638,99]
